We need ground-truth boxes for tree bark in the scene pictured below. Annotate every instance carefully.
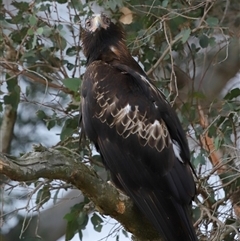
[0,105,17,154]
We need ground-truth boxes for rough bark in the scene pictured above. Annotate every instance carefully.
[0,105,17,153]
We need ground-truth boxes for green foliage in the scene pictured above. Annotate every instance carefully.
[224,88,240,100]
[3,77,20,110]
[64,201,90,241]
[199,34,209,48]
[60,117,79,141]
[91,213,103,232]
[206,17,219,27]
[192,152,206,168]
[35,185,51,207]
[62,78,81,92]
[180,28,191,44]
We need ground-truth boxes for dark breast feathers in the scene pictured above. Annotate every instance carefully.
[80,13,197,241]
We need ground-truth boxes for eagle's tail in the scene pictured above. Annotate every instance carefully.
[127,188,198,241]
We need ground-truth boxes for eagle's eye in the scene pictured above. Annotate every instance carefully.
[101,14,111,26]
[85,19,91,29]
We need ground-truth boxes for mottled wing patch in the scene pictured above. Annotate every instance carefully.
[87,61,181,158]
[95,87,170,152]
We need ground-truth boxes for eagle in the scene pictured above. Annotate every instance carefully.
[80,13,198,241]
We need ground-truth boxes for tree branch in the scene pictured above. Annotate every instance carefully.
[0,148,162,241]
[0,105,17,153]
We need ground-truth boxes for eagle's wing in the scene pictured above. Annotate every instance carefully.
[81,60,197,241]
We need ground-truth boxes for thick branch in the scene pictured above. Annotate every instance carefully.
[0,105,17,153]
[0,148,162,241]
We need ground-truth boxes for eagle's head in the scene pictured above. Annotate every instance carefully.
[84,13,112,33]
[81,13,145,74]
[81,13,127,64]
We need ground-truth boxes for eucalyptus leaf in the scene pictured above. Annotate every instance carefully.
[199,35,209,48]
[181,28,191,43]
[206,17,219,27]
[29,15,38,26]
[62,78,81,92]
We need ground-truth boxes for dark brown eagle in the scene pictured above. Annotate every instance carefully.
[80,13,198,241]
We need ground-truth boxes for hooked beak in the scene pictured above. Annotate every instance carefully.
[92,15,104,30]
[86,14,110,33]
